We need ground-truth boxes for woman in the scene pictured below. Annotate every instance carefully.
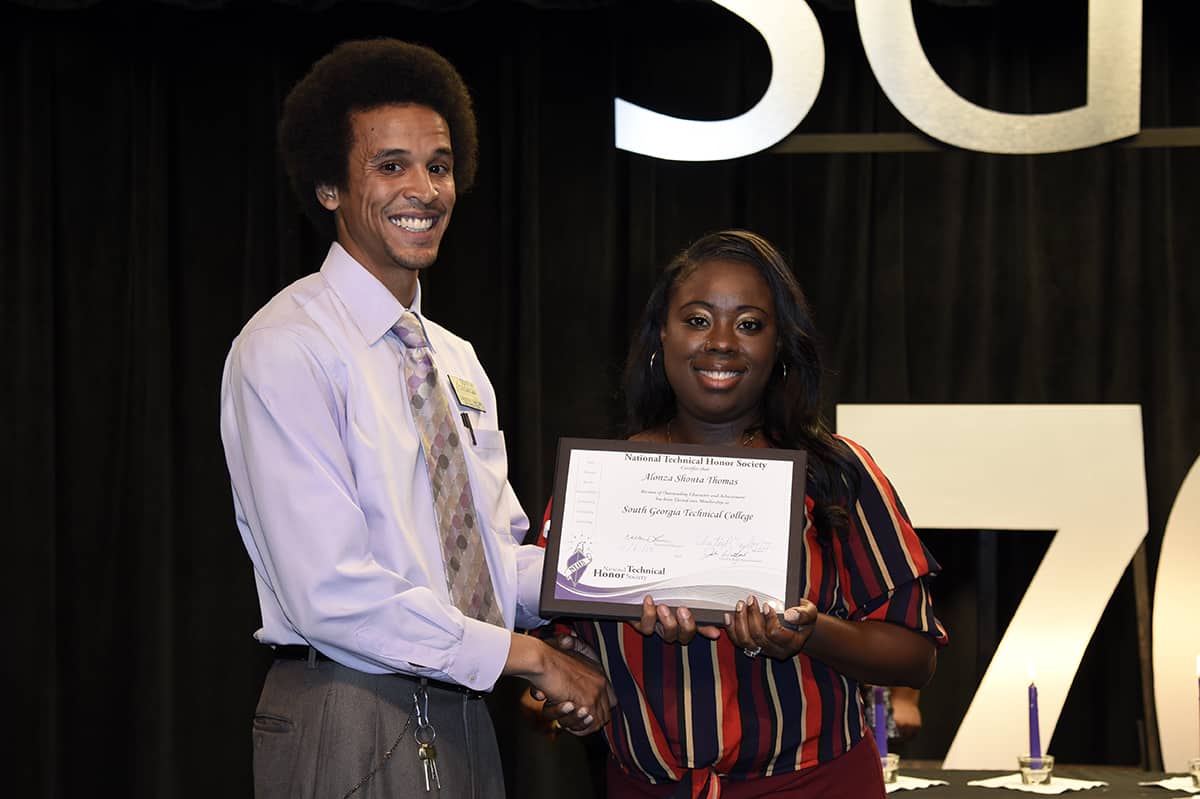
[538,230,947,798]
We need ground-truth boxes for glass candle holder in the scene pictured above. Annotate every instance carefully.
[1017,754,1054,785]
[880,752,900,784]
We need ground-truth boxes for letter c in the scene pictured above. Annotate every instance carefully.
[855,0,1141,153]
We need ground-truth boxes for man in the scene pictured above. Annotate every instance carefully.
[220,39,610,797]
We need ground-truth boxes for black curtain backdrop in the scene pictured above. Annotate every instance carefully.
[4,0,1198,796]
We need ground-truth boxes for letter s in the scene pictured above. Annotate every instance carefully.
[614,0,824,162]
[856,0,1141,153]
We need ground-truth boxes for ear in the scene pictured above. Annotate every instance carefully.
[316,185,339,211]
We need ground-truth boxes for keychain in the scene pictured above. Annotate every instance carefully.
[413,682,441,792]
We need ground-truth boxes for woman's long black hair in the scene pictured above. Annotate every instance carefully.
[622,230,859,535]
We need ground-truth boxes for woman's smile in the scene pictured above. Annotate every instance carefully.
[693,363,748,390]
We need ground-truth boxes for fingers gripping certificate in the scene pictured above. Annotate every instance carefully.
[539,438,808,625]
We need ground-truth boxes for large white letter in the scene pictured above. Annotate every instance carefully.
[1154,455,1200,772]
[614,0,823,162]
[836,405,1147,769]
[855,1,1141,154]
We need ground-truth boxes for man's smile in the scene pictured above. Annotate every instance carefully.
[389,213,438,233]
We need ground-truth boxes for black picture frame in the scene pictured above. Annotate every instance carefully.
[538,437,808,625]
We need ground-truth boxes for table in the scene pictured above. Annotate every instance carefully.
[896,763,1195,797]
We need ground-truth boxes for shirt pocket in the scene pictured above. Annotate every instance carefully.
[471,428,505,452]
[463,428,513,535]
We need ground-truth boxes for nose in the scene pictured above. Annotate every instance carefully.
[404,169,439,205]
[704,322,737,353]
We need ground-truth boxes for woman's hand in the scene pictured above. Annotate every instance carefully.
[725,595,818,660]
[630,594,723,645]
[741,602,937,687]
[530,634,618,736]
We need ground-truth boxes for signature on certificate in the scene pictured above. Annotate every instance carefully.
[698,534,770,562]
[621,532,681,553]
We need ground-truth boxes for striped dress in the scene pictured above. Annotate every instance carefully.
[538,436,948,798]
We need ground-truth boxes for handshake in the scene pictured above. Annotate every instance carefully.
[520,595,819,736]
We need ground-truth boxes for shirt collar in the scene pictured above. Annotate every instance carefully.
[320,242,425,346]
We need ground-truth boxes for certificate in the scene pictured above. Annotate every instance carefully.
[539,438,808,625]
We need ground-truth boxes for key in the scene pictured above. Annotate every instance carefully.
[413,683,441,792]
[417,737,440,790]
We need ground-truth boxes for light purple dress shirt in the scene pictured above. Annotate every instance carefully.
[220,243,545,691]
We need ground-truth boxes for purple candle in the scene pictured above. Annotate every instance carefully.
[874,686,888,757]
[1028,681,1042,760]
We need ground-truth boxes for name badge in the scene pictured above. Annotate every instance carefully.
[447,375,486,413]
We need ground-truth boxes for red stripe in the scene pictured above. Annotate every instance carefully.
[715,639,742,772]
[661,636,680,754]
[829,530,861,615]
[749,659,774,766]
[829,676,847,756]
[844,523,884,601]
[798,656,822,767]
[537,498,552,548]
[904,584,921,629]
[803,523,824,605]
[621,622,680,779]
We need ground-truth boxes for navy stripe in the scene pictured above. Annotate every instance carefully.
[768,656,804,770]
[731,653,763,775]
[685,638,720,766]
[813,659,839,762]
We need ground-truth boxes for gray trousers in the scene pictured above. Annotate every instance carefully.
[253,657,506,798]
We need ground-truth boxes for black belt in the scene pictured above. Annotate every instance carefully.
[272,645,485,698]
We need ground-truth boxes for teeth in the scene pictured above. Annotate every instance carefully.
[390,216,435,232]
[699,370,740,380]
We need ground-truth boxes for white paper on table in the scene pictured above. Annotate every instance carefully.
[885,775,949,793]
[965,774,1107,794]
[1136,777,1200,794]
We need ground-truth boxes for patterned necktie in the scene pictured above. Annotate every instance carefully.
[394,311,504,627]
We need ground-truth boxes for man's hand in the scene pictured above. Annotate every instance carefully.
[530,634,618,735]
[630,595,723,645]
[724,595,818,660]
[505,633,614,735]
[890,686,923,738]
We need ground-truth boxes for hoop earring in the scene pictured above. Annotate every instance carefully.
[649,352,656,371]
[781,362,788,379]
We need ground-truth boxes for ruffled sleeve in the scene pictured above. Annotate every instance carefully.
[835,435,948,645]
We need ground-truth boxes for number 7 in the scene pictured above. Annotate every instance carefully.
[836,405,1148,770]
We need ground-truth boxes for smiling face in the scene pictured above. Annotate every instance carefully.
[660,258,779,436]
[318,103,456,304]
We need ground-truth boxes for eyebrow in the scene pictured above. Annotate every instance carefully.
[368,147,454,163]
[679,299,770,314]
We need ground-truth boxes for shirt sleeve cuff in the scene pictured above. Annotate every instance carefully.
[448,618,511,691]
